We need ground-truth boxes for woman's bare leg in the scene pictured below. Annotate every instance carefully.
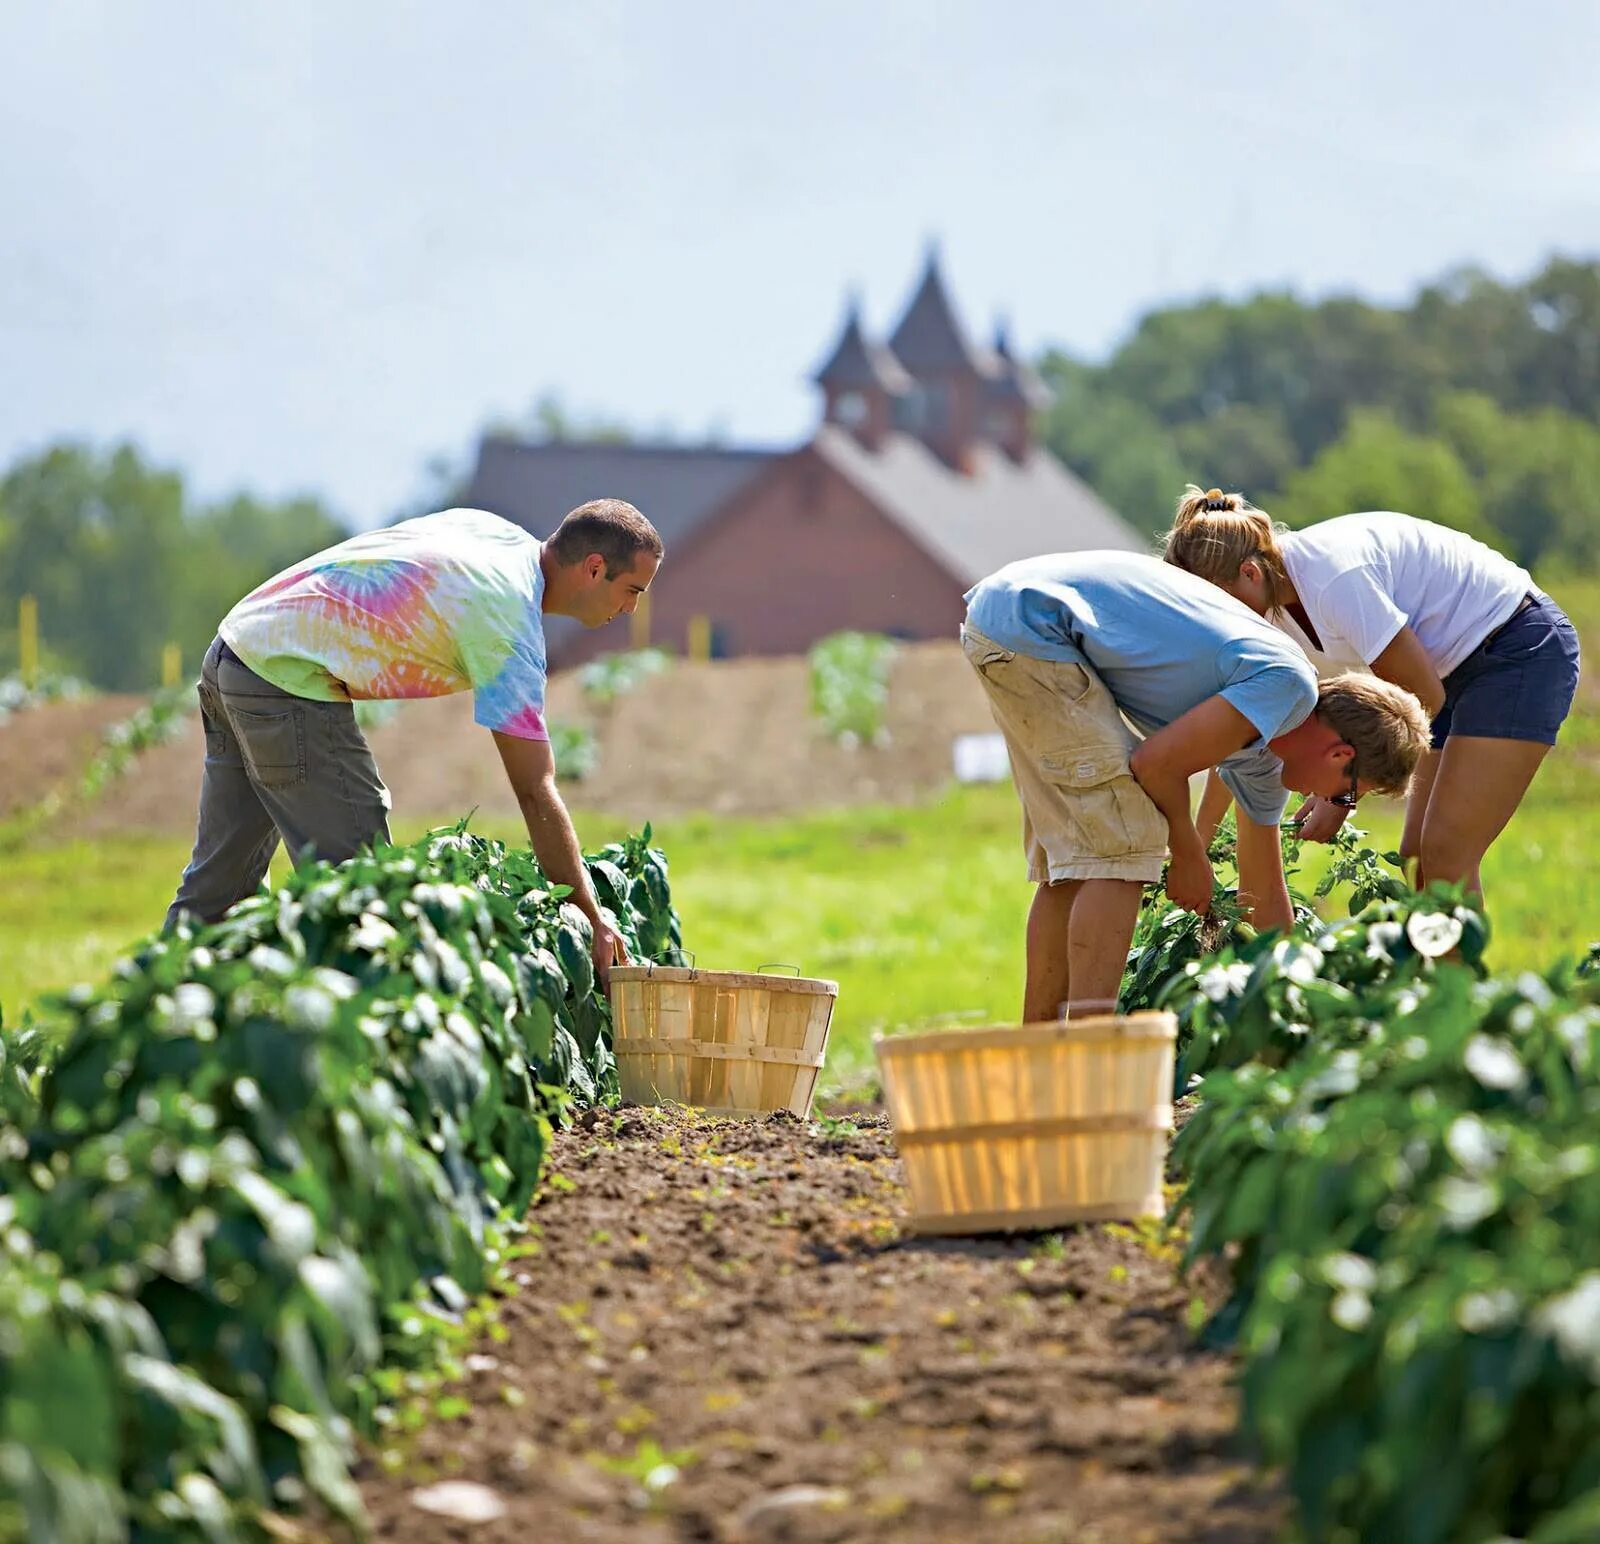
[1417,736,1550,899]
[1399,748,1441,887]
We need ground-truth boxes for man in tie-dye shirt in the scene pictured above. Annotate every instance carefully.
[166,499,662,985]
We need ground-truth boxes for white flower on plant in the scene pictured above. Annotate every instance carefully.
[1196,961,1252,1002]
[1444,1114,1502,1176]
[1272,939,1324,983]
[1457,1290,1519,1334]
[1464,1035,1527,1092]
[1406,911,1463,958]
[1535,1275,1600,1379]
[170,983,216,1030]
[1330,1291,1373,1331]
[1365,921,1405,960]
[1321,1252,1378,1294]
[1437,1176,1500,1230]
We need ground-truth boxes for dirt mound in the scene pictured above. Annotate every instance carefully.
[0,694,144,819]
[8,642,998,837]
[359,1106,1279,1542]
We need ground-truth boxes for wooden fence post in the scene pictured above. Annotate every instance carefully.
[18,595,38,689]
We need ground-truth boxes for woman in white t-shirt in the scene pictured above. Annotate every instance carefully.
[1165,487,1581,899]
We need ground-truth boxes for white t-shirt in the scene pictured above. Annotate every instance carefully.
[1275,513,1533,680]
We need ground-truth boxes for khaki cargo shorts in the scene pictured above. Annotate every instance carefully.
[962,624,1167,885]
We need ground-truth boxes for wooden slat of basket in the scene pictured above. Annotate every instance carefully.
[609,965,838,995]
[894,1109,1174,1146]
[875,1017,1175,1059]
[613,1038,827,1069]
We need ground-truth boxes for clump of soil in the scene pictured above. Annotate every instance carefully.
[359,1107,1281,1543]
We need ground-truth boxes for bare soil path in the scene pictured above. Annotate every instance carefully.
[359,1108,1280,1544]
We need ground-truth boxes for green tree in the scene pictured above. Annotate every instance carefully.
[1435,392,1600,570]
[1272,410,1487,538]
[1036,355,1187,536]
[0,442,345,690]
[1173,403,1299,503]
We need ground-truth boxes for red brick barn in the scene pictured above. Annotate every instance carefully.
[460,252,1147,667]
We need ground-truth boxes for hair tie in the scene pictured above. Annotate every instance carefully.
[1203,488,1228,511]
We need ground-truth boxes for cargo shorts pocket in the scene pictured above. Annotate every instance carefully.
[1039,745,1162,857]
[961,628,1016,675]
[231,705,307,789]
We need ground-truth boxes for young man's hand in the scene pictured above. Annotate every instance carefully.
[1291,795,1351,843]
[1166,841,1215,914]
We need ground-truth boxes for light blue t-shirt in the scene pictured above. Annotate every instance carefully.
[964,552,1318,825]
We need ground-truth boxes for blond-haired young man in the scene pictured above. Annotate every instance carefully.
[963,551,1430,1023]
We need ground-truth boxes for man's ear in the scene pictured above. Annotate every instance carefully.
[584,553,606,582]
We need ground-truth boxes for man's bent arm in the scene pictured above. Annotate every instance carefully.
[1129,697,1258,914]
[1235,810,1294,934]
[492,731,626,974]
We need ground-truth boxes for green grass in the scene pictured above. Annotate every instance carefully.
[4,768,1595,1092]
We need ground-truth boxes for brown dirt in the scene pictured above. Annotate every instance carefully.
[358,1107,1280,1544]
[4,643,996,837]
[0,694,143,819]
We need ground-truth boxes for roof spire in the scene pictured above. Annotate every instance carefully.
[888,244,989,378]
[985,317,1052,409]
[811,295,911,394]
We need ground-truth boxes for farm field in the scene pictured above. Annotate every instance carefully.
[1,583,1596,1541]
[4,777,1596,1085]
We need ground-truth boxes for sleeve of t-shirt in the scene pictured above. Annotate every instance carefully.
[1218,746,1293,827]
[472,643,550,740]
[1216,644,1319,746]
[1318,566,1409,663]
[1212,642,1317,826]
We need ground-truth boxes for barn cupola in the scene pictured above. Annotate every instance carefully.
[812,297,911,452]
[984,321,1053,462]
[886,247,993,472]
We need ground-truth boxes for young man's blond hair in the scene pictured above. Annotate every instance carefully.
[1316,674,1433,795]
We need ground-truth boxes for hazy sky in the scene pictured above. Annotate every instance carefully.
[4,2,1598,528]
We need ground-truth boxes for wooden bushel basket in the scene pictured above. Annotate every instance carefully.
[874,1012,1177,1235]
[608,965,838,1117]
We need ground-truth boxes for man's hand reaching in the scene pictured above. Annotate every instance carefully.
[1291,795,1352,844]
[591,917,629,992]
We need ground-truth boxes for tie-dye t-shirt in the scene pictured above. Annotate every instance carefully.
[220,508,550,740]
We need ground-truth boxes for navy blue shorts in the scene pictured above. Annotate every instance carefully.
[1431,593,1582,750]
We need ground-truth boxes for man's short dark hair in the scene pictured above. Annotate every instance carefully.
[546,499,663,578]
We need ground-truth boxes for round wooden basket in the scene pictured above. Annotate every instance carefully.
[607,964,839,1117]
[873,1012,1177,1235]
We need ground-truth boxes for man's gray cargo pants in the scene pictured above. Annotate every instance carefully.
[165,636,392,929]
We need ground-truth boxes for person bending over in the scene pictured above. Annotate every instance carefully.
[1165,487,1581,898]
[165,499,661,985]
[963,550,1430,1022]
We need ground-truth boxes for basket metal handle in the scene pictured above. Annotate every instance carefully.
[757,962,802,976]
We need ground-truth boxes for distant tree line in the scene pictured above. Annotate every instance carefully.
[4,257,1595,690]
[1038,255,1600,570]
[0,444,345,691]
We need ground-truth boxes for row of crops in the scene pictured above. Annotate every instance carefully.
[1121,826,1600,1543]
[0,823,684,1542]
